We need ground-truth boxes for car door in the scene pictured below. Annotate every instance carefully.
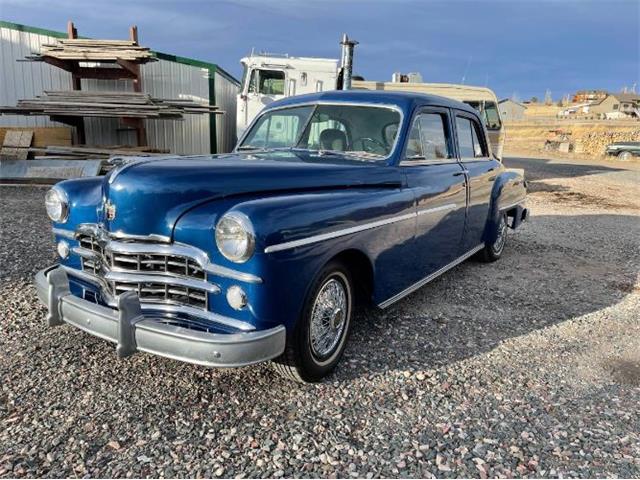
[400,107,467,283]
[453,111,500,253]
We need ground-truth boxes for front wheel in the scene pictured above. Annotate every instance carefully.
[272,261,353,383]
[477,212,508,262]
[618,151,632,161]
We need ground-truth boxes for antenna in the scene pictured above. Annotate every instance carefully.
[461,56,472,84]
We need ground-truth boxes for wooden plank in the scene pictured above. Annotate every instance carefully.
[0,127,73,148]
[1,130,33,160]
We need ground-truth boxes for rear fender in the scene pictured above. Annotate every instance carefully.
[483,170,527,244]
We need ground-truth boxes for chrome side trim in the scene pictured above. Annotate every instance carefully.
[61,265,253,331]
[417,203,457,216]
[264,203,458,254]
[104,271,221,294]
[377,243,485,309]
[264,212,416,254]
[53,228,75,240]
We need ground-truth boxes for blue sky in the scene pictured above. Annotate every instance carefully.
[1,0,638,100]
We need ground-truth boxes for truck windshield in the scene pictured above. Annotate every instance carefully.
[238,104,402,160]
[464,101,502,130]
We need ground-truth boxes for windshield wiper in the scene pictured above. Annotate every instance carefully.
[237,145,261,151]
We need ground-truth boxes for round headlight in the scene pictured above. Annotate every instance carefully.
[45,188,69,223]
[215,212,255,263]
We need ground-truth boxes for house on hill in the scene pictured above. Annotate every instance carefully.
[589,93,640,119]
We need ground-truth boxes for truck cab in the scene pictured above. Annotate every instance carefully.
[237,54,338,136]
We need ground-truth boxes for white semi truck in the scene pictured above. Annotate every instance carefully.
[236,36,505,158]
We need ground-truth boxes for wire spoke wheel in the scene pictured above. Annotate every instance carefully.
[309,277,348,360]
[492,214,508,255]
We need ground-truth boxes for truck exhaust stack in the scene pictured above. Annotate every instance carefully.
[339,34,358,90]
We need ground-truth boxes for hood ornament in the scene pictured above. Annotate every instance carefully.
[104,200,116,221]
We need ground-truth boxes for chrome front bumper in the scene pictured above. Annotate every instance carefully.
[34,266,286,368]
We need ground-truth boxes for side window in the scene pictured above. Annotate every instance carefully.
[259,70,285,95]
[456,116,487,158]
[404,112,451,162]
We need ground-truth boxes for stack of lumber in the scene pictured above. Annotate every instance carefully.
[27,38,155,63]
[0,91,223,119]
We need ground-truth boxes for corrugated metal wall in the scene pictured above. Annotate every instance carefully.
[0,22,239,154]
[0,26,72,128]
[214,70,238,153]
[81,60,212,154]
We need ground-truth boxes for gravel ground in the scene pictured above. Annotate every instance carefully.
[1,155,639,478]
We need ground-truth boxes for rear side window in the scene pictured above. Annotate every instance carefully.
[456,116,487,158]
[404,112,451,162]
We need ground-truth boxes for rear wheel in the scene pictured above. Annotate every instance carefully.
[618,151,632,161]
[477,212,508,262]
[272,261,353,383]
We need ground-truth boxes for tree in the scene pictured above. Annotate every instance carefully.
[530,96,539,103]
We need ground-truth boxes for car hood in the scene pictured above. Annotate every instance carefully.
[102,151,401,238]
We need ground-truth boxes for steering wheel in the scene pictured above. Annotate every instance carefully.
[353,137,387,153]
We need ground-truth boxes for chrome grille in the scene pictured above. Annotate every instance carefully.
[77,233,209,310]
[112,281,207,309]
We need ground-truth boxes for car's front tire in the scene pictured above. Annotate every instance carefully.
[272,260,353,383]
[477,212,508,262]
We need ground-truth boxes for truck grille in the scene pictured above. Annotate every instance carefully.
[77,233,208,309]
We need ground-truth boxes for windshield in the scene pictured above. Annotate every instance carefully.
[238,104,402,161]
[464,100,502,130]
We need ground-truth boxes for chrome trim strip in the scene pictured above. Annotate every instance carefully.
[107,157,162,185]
[103,271,221,294]
[377,243,485,309]
[417,203,457,216]
[235,101,405,163]
[76,223,171,244]
[110,230,172,243]
[61,265,252,331]
[264,212,416,254]
[264,204,458,254]
[74,224,262,284]
[138,304,254,332]
[53,228,75,240]
[71,246,98,259]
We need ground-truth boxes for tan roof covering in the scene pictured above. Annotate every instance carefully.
[352,80,498,102]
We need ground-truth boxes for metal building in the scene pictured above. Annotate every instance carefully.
[498,99,527,121]
[0,21,239,154]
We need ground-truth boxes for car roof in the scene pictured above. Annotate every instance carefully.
[267,89,479,116]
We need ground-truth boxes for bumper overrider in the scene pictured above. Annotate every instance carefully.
[34,265,286,367]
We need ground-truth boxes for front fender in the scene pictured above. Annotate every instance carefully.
[174,187,415,330]
[484,169,527,244]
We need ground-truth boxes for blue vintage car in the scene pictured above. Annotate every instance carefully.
[36,90,527,382]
